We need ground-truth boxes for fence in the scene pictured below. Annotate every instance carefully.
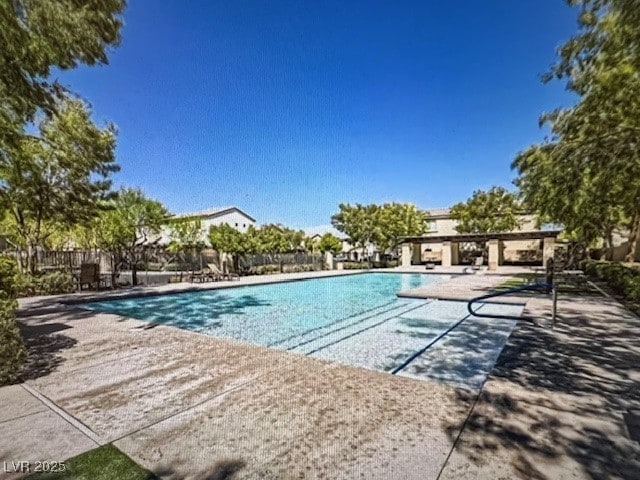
[13,249,112,273]
[12,248,326,284]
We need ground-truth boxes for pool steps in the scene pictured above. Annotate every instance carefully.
[289,301,431,355]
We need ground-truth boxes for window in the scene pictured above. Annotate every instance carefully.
[235,223,238,227]
[243,224,246,228]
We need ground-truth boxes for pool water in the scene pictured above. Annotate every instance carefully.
[82,273,523,390]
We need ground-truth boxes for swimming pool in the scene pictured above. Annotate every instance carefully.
[82,273,522,390]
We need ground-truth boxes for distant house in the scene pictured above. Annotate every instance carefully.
[303,225,377,261]
[159,206,256,245]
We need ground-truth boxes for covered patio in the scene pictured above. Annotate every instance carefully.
[400,230,561,270]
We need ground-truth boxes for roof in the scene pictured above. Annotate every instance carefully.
[176,206,256,222]
[425,207,451,219]
[401,230,562,244]
[303,225,348,240]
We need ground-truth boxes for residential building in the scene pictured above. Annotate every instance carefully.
[159,206,256,245]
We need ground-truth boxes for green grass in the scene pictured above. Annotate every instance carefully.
[495,274,536,292]
[25,445,157,480]
[496,272,593,295]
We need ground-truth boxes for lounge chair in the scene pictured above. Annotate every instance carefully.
[188,268,210,283]
[207,263,239,281]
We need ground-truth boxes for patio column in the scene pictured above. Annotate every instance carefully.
[543,236,556,267]
[442,241,453,267]
[324,251,333,270]
[451,242,460,265]
[401,243,411,267]
[412,243,422,264]
[488,239,503,271]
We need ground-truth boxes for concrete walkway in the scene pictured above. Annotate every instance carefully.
[2,271,639,479]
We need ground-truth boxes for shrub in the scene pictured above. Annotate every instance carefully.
[34,272,76,295]
[343,261,369,270]
[0,297,26,385]
[581,260,640,306]
[370,260,399,268]
[0,254,21,297]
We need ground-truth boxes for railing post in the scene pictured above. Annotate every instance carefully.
[552,284,558,329]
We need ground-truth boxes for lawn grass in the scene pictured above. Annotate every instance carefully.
[496,272,593,296]
[25,444,157,480]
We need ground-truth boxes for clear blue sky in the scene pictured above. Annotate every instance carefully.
[58,1,578,228]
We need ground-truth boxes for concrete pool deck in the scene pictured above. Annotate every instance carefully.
[2,270,640,479]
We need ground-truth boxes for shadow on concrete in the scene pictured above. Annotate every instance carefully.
[154,459,246,480]
[17,311,98,381]
[441,293,640,479]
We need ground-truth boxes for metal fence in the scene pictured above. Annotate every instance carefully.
[13,248,325,284]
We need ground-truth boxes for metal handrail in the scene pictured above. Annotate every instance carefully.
[467,281,557,328]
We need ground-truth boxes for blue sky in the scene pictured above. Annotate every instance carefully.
[58,1,578,228]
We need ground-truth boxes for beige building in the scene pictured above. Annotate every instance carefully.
[401,207,560,270]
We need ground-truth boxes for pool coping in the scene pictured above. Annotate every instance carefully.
[19,269,454,311]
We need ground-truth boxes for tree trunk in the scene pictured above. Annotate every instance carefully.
[131,262,138,286]
[602,229,614,261]
[26,243,36,274]
[625,213,640,263]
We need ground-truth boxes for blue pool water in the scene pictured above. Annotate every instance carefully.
[82,273,523,390]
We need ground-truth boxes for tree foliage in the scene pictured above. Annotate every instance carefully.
[331,204,381,255]
[376,203,427,252]
[167,217,205,278]
[0,0,125,146]
[209,224,251,256]
[449,187,522,234]
[0,100,118,270]
[92,189,168,286]
[331,203,426,256]
[316,233,343,254]
[513,0,640,260]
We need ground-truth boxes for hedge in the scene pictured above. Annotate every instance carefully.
[0,255,26,385]
[580,260,640,304]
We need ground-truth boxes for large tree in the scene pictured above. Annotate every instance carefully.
[331,204,381,261]
[92,189,168,286]
[513,0,640,261]
[1,0,125,149]
[1,0,126,271]
[316,233,344,255]
[0,100,118,271]
[376,203,427,254]
[449,187,522,234]
[208,224,254,273]
[167,217,205,280]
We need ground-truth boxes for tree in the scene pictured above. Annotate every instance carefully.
[93,189,168,286]
[331,204,381,262]
[167,217,205,280]
[0,100,118,271]
[208,224,251,273]
[1,0,125,150]
[317,233,343,255]
[513,0,640,261]
[376,203,427,254]
[449,187,522,234]
[254,224,304,254]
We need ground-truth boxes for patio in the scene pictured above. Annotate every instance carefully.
[2,272,640,479]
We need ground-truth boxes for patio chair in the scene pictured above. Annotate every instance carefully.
[188,269,208,283]
[77,263,100,291]
[208,263,239,281]
[472,256,484,270]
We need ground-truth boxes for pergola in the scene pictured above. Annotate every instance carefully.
[399,230,562,270]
